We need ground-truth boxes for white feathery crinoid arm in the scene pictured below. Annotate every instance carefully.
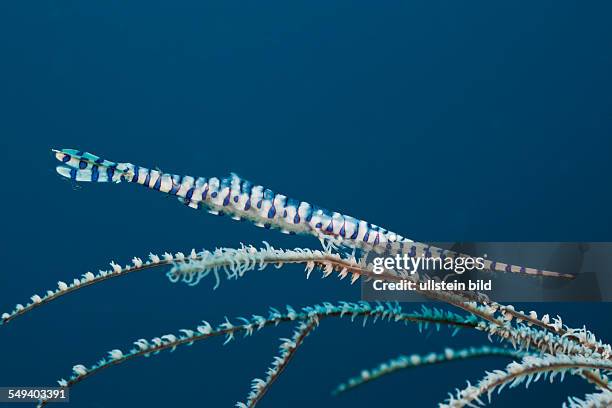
[440,354,612,408]
[239,319,318,408]
[166,244,364,289]
[563,390,612,408]
[1,250,200,327]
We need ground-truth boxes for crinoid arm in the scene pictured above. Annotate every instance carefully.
[36,302,477,407]
[0,250,201,326]
[238,318,318,408]
[441,355,612,408]
[1,243,369,327]
[333,346,529,395]
[563,390,612,408]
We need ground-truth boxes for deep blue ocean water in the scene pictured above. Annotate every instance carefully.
[1,2,611,407]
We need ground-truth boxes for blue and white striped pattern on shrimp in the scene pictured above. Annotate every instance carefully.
[53,148,569,279]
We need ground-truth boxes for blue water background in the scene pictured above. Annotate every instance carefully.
[1,2,611,407]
